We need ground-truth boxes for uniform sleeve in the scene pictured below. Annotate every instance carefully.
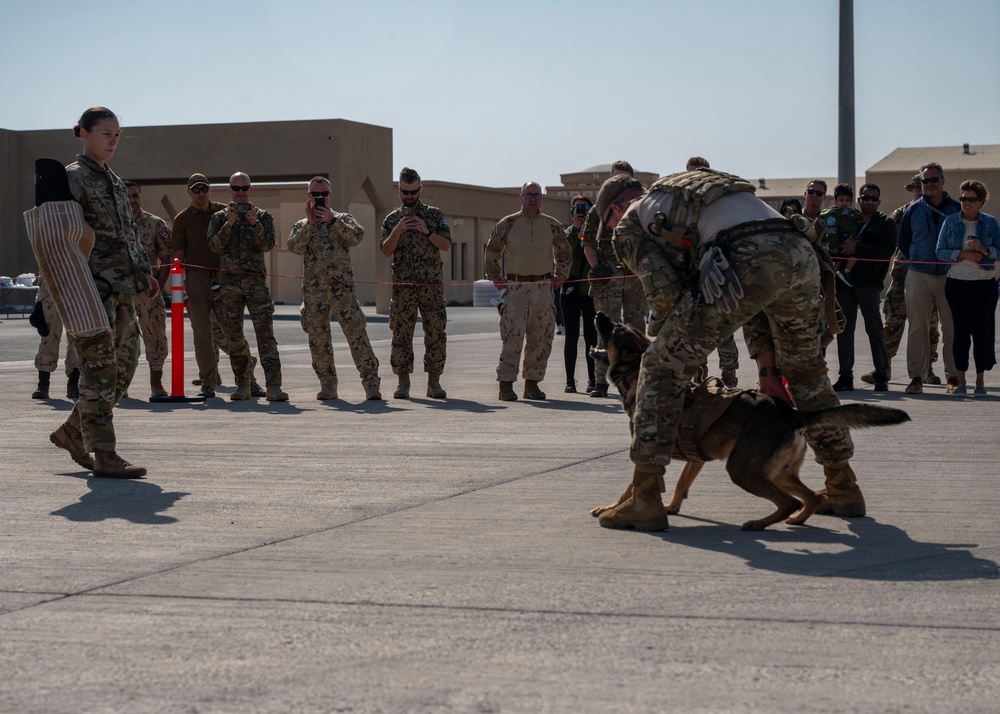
[551,221,572,280]
[431,208,452,244]
[380,213,397,242]
[333,212,365,248]
[286,219,311,255]
[581,207,600,251]
[154,218,172,264]
[254,211,276,252]
[207,212,228,254]
[483,217,510,282]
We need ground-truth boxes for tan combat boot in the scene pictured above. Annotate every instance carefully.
[317,381,338,400]
[364,378,382,401]
[523,379,546,400]
[598,463,670,532]
[816,463,867,517]
[93,451,147,479]
[230,384,252,401]
[427,373,446,399]
[393,373,410,399]
[266,385,289,402]
[49,422,95,470]
[498,381,518,401]
[150,370,168,398]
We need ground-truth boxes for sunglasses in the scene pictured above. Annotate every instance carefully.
[399,188,420,196]
[310,191,331,198]
[806,189,825,197]
[229,184,251,192]
[920,176,941,185]
[959,196,980,203]
[189,186,209,194]
[572,204,591,213]
[859,195,880,202]
[522,192,542,200]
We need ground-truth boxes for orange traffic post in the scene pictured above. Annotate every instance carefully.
[150,259,205,403]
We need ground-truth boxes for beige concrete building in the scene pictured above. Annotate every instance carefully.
[546,163,659,202]
[867,143,1000,212]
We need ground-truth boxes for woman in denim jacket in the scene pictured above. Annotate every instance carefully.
[936,180,999,396]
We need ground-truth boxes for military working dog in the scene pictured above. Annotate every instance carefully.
[590,312,911,530]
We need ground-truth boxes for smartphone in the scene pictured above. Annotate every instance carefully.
[315,195,326,209]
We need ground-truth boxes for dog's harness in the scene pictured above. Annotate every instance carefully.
[675,377,745,463]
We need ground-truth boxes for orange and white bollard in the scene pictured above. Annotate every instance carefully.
[151,259,205,402]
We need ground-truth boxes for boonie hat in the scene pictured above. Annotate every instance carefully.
[904,174,921,190]
[596,174,644,227]
[188,173,210,189]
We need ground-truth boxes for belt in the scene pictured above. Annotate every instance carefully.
[506,273,552,282]
[711,218,801,248]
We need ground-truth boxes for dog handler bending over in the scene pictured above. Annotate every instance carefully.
[593,169,865,531]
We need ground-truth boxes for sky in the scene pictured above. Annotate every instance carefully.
[2,0,998,189]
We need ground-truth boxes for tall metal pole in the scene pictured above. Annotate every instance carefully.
[838,0,855,186]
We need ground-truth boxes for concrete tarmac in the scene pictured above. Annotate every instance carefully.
[1,306,998,713]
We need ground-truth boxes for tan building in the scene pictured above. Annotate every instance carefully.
[547,163,659,201]
[867,143,1000,212]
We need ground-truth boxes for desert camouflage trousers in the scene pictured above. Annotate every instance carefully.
[134,290,168,371]
[300,282,379,389]
[34,292,79,375]
[631,232,853,467]
[883,252,939,364]
[65,292,140,452]
[697,333,740,381]
[496,281,555,382]
[590,268,647,385]
[388,284,447,375]
[217,277,281,387]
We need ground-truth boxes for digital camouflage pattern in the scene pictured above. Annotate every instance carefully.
[613,198,853,468]
[65,154,150,295]
[208,209,282,387]
[133,210,171,370]
[288,214,379,391]
[381,202,451,376]
[34,289,79,375]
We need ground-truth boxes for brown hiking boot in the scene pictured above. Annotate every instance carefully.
[393,373,410,399]
[230,384,252,401]
[815,463,867,517]
[93,451,147,479]
[266,385,288,402]
[523,379,546,400]
[316,383,339,400]
[498,381,518,401]
[427,373,446,399]
[50,422,95,470]
[150,370,168,398]
[598,463,670,532]
[364,379,383,401]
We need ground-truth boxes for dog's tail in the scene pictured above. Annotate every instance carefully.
[801,403,911,430]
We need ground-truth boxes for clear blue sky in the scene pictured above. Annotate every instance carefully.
[2,0,997,188]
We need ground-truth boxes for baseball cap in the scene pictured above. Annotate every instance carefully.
[904,174,921,190]
[596,175,644,226]
[188,173,210,189]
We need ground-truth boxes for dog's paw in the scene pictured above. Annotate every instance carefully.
[741,519,769,531]
[665,502,683,515]
[590,505,612,517]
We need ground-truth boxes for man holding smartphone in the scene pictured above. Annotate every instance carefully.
[380,167,452,399]
[287,177,381,400]
[207,172,287,402]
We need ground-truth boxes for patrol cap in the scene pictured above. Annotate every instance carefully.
[904,174,921,190]
[187,173,210,189]
[596,174,644,227]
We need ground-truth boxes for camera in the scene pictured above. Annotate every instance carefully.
[233,203,252,215]
[402,206,414,217]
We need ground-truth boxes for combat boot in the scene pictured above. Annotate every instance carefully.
[230,384,252,401]
[32,370,50,399]
[93,450,147,479]
[427,373,446,399]
[816,462,867,517]
[498,381,518,401]
[250,380,266,398]
[364,379,383,401]
[590,383,610,398]
[721,370,738,389]
[598,463,670,532]
[49,422,94,470]
[266,385,288,402]
[317,381,338,400]
[149,370,168,398]
[66,368,80,400]
[523,379,546,400]
[393,373,410,399]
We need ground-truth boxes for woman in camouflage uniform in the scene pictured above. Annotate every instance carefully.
[49,107,156,479]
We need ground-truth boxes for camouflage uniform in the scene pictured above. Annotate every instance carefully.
[207,207,282,389]
[612,172,853,471]
[885,202,939,365]
[63,154,150,452]
[34,285,79,376]
[484,210,572,382]
[288,213,379,393]
[132,210,171,371]
[380,202,451,377]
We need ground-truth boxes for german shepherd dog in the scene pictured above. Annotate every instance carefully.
[590,312,911,530]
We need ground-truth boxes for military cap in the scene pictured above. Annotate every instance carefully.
[187,173,210,189]
[904,174,921,190]
[596,174,644,227]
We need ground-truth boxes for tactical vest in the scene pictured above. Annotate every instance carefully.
[645,169,757,238]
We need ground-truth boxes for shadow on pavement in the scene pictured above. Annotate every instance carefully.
[51,473,189,525]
